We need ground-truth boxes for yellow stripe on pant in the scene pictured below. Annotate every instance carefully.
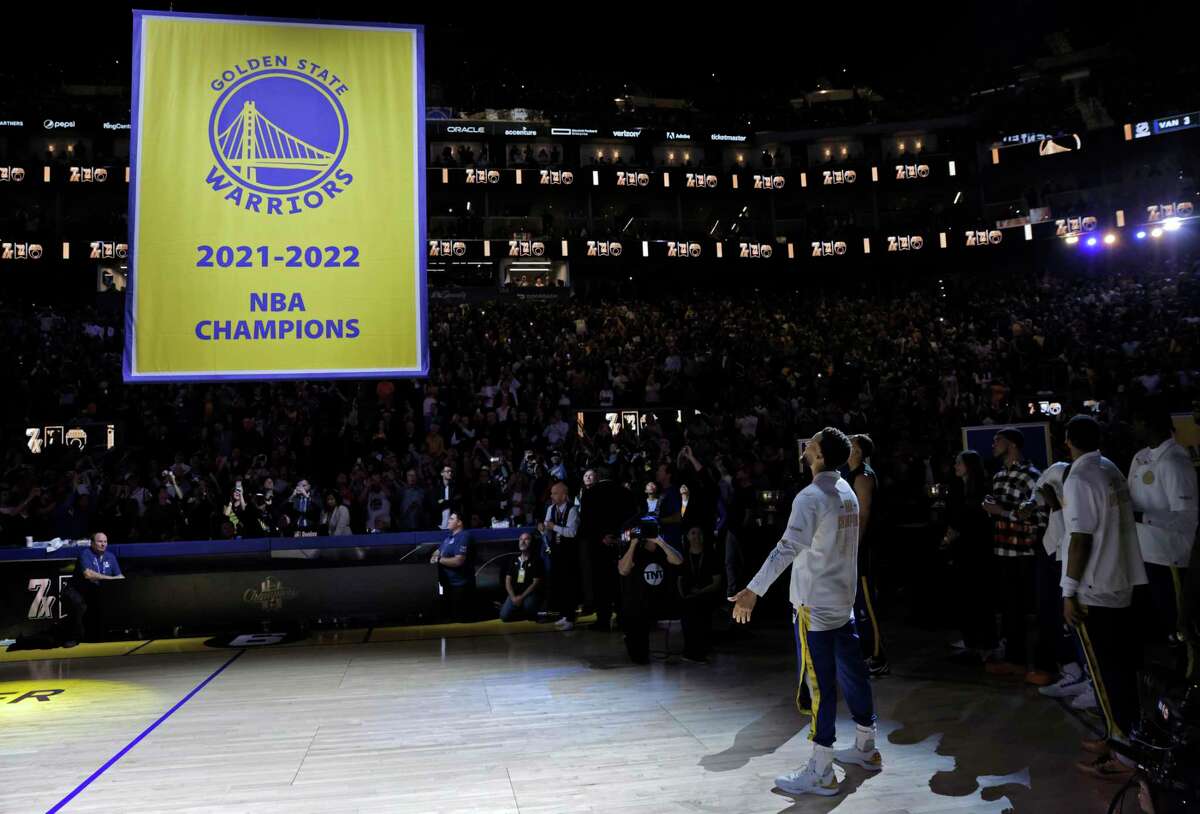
[1076,621,1125,742]
[1169,567,1195,680]
[861,575,883,659]
[797,606,821,741]
[793,610,807,714]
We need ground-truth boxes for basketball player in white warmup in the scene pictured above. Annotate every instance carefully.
[731,427,882,796]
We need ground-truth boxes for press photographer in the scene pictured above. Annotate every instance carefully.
[617,516,683,664]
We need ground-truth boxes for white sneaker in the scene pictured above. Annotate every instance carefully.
[834,745,883,772]
[1070,686,1098,710]
[775,759,840,797]
[554,618,574,631]
[948,639,966,651]
[1039,670,1089,699]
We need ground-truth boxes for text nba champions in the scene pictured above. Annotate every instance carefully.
[197,56,360,344]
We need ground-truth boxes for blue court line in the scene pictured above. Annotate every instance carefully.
[46,649,245,813]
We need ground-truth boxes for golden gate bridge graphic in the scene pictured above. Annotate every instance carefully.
[214,100,335,185]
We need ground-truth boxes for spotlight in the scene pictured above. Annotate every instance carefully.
[1065,235,1079,245]
[1103,233,1116,245]
[1086,237,1097,247]
[1163,217,1181,231]
[1136,231,1147,239]
[1151,228,1164,238]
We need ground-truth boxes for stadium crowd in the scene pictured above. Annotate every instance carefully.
[2,256,1197,548]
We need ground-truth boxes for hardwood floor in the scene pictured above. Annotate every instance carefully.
[1,621,1121,813]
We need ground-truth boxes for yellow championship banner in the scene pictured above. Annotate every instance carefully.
[124,11,426,381]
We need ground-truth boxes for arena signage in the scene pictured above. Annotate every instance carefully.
[997,131,1054,146]
[125,12,426,381]
[508,240,545,257]
[90,241,129,260]
[1029,401,1064,417]
[1153,112,1198,135]
[822,169,857,185]
[665,241,702,258]
[24,424,114,454]
[894,164,930,180]
[428,240,466,257]
[0,167,26,182]
[616,171,650,187]
[886,235,924,251]
[1,241,43,260]
[753,174,786,190]
[539,169,573,185]
[684,173,719,189]
[965,229,1003,247]
[1055,216,1098,237]
[811,241,848,257]
[586,241,623,257]
[1146,202,1194,222]
[738,242,774,259]
[465,168,502,184]
[70,166,109,183]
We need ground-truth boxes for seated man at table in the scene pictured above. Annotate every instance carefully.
[59,531,124,647]
[501,531,545,622]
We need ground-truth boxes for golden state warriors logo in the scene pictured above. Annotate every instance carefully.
[206,59,353,215]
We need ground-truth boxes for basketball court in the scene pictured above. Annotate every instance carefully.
[2,622,1115,813]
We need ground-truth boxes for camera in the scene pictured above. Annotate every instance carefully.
[1107,681,1200,813]
[626,517,660,541]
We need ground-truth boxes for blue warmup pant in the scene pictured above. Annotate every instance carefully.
[794,606,876,747]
